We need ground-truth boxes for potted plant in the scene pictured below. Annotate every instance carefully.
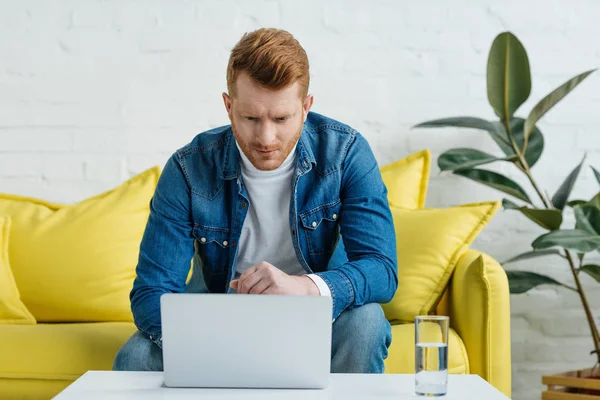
[414,31,599,397]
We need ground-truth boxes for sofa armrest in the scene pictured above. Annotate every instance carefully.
[448,249,511,398]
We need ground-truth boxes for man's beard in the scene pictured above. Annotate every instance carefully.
[231,119,303,171]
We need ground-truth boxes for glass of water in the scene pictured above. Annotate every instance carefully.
[415,315,449,396]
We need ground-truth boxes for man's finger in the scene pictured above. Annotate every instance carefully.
[262,284,280,295]
[230,279,239,290]
[239,269,263,294]
[247,275,271,294]
[236,269,253,293]
[239,265,258,282]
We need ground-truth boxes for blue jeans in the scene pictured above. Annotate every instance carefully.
[113,303,392,373]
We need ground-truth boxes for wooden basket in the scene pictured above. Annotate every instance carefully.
[543,368,600,400]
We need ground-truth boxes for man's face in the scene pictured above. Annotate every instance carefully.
[223,72,313,171]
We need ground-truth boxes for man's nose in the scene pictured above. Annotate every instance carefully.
[256,121,277,146]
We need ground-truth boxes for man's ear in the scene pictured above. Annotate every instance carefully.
[303,94,314,122]
[222,92,233,117]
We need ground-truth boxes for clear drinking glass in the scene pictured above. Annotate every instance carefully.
[415,315,449,396]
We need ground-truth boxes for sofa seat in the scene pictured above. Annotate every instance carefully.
[385,323,469,374]
[0,322,137,399]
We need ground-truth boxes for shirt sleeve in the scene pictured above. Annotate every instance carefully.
[129,153,196,348]
[314,132,398,320]
[306,274,332,297]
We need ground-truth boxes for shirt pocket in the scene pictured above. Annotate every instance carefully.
[300,200,341,255]
[193,225,232,271]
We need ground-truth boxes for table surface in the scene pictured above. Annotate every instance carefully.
[53,371,510,399]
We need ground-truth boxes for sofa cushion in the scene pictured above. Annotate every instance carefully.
[0,167,160,322]
[0,378,71,400]
[381,202,500,322]
[0,216,35,325]
[0,322,137,380]
[385,323,469,374]
[380,149,430,209]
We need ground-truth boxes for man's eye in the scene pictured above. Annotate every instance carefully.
[276,117,287,122]
[246,117,257,121]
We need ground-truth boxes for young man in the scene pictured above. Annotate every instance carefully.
[113,28,398,373]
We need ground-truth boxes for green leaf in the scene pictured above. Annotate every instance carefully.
[506,271,566,294]
[413,117,500,133]
[592,167,600,186]
[574,204,600,235]
[413,117,510,149]
[454,168,532,203]
[502,249,564,265]
[568,200,588,208]
[552,155,586,210]
[502,199,563,230]
[524,69,596,148]
[502,198,521,209]
[492,118,544,168]
[487,32,531,121]
[438,148,515,171]
[532,229,600,253]
[413,116,544,168]
[588,193,600,209]
[520,209,562,230]
[581,264,600,283]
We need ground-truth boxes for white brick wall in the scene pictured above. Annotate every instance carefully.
[1,1,599,398]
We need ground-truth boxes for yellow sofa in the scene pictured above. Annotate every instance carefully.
[0,150,511,399]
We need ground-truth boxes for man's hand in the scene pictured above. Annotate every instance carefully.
[229,261,319,295]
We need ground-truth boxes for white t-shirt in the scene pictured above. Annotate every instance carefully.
[234,141,331,296]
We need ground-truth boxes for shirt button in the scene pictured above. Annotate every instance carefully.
[312,221,317,228]
[223,240,228,247]
[332,213,338,220]
[241,202,247,208]
[303,161,308,168]
[200,237,207,243]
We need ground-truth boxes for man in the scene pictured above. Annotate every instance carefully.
[113,28,398,374]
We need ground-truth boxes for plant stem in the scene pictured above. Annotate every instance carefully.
[505,127,600,361]
[561,283,580,292]
[503,119,550,207]
[524,169,550,208]
[565,250,600,363]
[492,132,514,149]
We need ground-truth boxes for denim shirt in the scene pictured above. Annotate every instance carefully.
[130,111,398,348]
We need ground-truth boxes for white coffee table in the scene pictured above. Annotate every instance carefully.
[53,371,510,399]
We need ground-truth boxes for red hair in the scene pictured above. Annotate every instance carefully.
[227,28,309,98]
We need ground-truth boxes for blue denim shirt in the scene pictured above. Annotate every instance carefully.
[130,111,398,348]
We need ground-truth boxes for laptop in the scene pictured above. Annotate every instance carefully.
[160,293,333,389]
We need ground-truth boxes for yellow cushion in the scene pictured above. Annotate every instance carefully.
[385,323,469,374]
[0,217,36,325]
[0,167,160,322]
[381,149,430,209]
[0,322,137,396]
[381,202,500,322]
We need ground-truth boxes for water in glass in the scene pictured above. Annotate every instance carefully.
[415,342,448,396]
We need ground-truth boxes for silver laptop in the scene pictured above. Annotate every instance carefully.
[160,293,332,389]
